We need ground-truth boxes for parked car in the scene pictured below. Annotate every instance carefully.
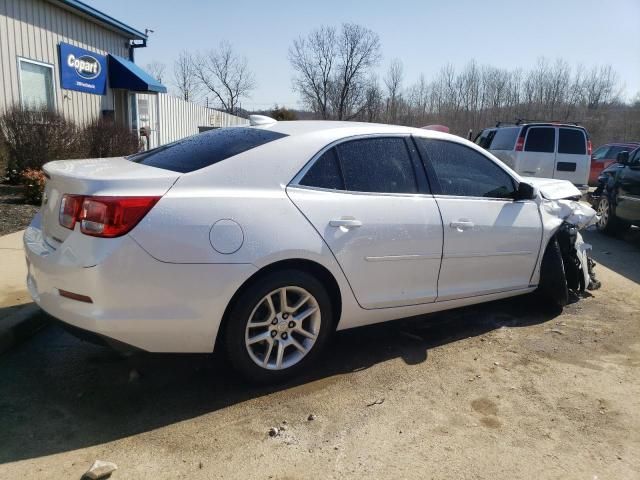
[475,121,591,192]
[589,142,640,186]
[590,147,640,233]
[24,118,596,383]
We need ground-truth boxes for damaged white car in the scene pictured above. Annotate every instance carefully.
[24,119,599,383]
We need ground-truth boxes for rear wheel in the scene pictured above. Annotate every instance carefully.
[224,270,333,384]
[537,237,569,308]
[596,196,629,234]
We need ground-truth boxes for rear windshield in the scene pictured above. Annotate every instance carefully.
[128,127,288,173]
[558,128,586,155]
[489,127,520,150]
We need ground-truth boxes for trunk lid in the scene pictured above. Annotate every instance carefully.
[41,157,179,246]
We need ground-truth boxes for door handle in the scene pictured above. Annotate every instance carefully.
[449,220,474,231]
[330,217,362,228]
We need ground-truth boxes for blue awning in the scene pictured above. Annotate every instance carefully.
[107,55,167,93]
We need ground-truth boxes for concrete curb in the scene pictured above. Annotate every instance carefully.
[0,303,49,354]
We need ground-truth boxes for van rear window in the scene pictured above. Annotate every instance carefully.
[558,128,586,155]
[489,127,519,150]
[128,127,288,173]
[525,127,555,153]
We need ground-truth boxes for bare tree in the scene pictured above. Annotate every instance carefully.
[193,41,256,114]
[146,61,166,84]
[360,76,384,122]
[289,23,381,120]
[384,59,403,123]
[289,26,336,119]
[332,24,381,120]
[172,51,200,102]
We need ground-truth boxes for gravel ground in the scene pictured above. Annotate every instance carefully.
[0,229,638,479]
[0,184,38,236]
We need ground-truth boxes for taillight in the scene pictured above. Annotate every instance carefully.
[515,134,525,151]
[587,139,592,155]
[59,195,83,230]
[59,195,160,237]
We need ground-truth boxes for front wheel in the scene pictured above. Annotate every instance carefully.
[537,237,568,309]
[224,270,333,384]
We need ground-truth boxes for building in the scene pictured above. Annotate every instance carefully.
[0,0,247,148]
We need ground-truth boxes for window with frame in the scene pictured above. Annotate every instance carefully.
[591,146,609,160]
[336,137,418,194]
[606,146,631,160]
[489,127,519,150]
[475,129,496,149]
[558,128,586,154]
[524,127,555,153]
[299,137,419,194]
[299,148,344,190]
[419,139,516,199]
[19,59,55,110]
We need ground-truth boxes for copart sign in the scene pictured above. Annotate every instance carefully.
[59,42,107,95]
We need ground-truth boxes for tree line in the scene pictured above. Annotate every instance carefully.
[146,23,640,146]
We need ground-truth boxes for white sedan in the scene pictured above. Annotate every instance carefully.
[24,117,596,383]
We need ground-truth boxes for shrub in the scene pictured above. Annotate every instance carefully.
[270,106,297,121]
[82,118,141,158]
[0,106,85,183]
[21,168,47,204]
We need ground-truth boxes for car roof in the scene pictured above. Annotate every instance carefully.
[254,120,421,136]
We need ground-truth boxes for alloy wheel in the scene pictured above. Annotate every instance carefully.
[244,286,321,370]
[597,197,610,230]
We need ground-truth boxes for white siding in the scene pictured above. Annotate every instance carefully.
[0,0,131,124]
[154,93,249,147]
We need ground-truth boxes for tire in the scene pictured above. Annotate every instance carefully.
[596,196,630,234]
[537,237,569,308]
[224,269,333,384]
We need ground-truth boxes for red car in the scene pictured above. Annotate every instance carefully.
[589,142,640,186]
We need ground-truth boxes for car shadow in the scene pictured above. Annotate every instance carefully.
[582,226,640,284]
[0,293,558,464]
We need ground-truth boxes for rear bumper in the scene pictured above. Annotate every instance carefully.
[24,217,257,352]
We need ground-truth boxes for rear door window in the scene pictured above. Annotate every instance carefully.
[336,137,418,194]
[524,127,555,153]
[128,127,288,173]
[558,128,586,154]
[489,127,519,150]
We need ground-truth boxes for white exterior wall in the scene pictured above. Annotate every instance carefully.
[0,0,132,124]
[138,93,249,148]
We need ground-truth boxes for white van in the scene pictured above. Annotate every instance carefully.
[475,122,592,191]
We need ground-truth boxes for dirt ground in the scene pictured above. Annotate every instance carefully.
[0,228,638,480]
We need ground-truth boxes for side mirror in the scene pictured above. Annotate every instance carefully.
[515,182,536,201]
[617,151,629,165]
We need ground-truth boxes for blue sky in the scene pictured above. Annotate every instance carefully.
[87,0,640,109]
